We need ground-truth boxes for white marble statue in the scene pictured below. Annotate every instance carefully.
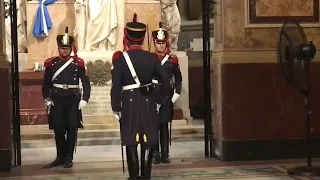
[74,0,118,51]
[159,0,181,54]
[4,0,27,61]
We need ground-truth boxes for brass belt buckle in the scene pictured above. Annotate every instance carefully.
[63,84,68,89]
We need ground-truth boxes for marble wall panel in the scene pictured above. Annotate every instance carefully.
[125,0,161,52]
[222,0,320,50]
[254,0,314,17]
[26,0,76,69]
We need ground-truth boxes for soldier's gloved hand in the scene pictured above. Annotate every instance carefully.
[156,104,161,113]
[78,100,87,110]
[44,98,54,107]
[171,93,180,103]
[113,112,121,120]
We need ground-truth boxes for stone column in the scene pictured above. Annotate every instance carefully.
[177,0,188,21]
[211,0,320,161]
[0,0,12,172]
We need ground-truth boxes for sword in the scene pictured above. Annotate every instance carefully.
[170,121,172,146]
[74,126,78,153]
[121,142,125,174]
[75,81,84,154]
[115,113,125,174]
[147,23,151,52]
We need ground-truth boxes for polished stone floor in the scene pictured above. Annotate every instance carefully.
[2,158,320,180]
[1,140,320,180]
[21,141,204,165]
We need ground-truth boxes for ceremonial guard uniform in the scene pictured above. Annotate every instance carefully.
[151,22,182,164]
[111,14,170,180]
[42,27,91,168]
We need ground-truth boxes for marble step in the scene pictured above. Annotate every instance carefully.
[21,133,204,148]
[21,120,204,148]
[21,119,191,133]
[21,125,203,140]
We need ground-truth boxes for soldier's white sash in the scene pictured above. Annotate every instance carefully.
[161,54,169,65]
[122,52,141,90]
[51,58,74,82]
[152,54,170,84]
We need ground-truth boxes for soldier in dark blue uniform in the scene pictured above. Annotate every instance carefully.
[111,14,170,180]
[151,22,183,164]
[42,27,91,168]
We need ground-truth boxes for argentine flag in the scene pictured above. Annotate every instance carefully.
[32,0,57,38]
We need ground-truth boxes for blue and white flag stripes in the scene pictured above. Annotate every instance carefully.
[32,0,57,38]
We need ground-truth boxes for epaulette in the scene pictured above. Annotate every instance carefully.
[112,51,123,62]
[170,54,178,64]
[44,56,57,68]
[74,56,85,67]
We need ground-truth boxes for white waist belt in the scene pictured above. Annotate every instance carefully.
[152,79,159,84]
[122,83,154,91]
[53,83,79,89]
[122,84,141,91]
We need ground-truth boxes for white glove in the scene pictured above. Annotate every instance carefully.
[44,98,54,107]
[171,93,180,103]
[156,104,161,113]
[78,100,87,110]
[113,112,121,120]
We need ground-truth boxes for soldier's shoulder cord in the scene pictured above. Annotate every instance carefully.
[44,56,58,68]
[112,51,123,63]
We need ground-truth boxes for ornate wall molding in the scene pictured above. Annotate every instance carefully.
[245,0,320,28]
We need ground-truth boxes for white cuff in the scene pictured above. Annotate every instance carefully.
[78,100,87,110]
[171,93,180,103]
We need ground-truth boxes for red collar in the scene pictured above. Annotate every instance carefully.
[128,45,142,50]
[155,52,167,61]
[59,56,72,61]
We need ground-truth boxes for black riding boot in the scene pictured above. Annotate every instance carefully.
[126,145,139,180]
[43,131,65,168]
[141,145,154,180]
[160,123,170,164]
[64,128,76,168]
[152,143,160,164]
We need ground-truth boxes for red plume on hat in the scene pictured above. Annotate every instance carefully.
[64,26,78,59]
[159,22,163,28]
[73,40,79,59]
[133,13,137,22]
[122,35,127,52]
